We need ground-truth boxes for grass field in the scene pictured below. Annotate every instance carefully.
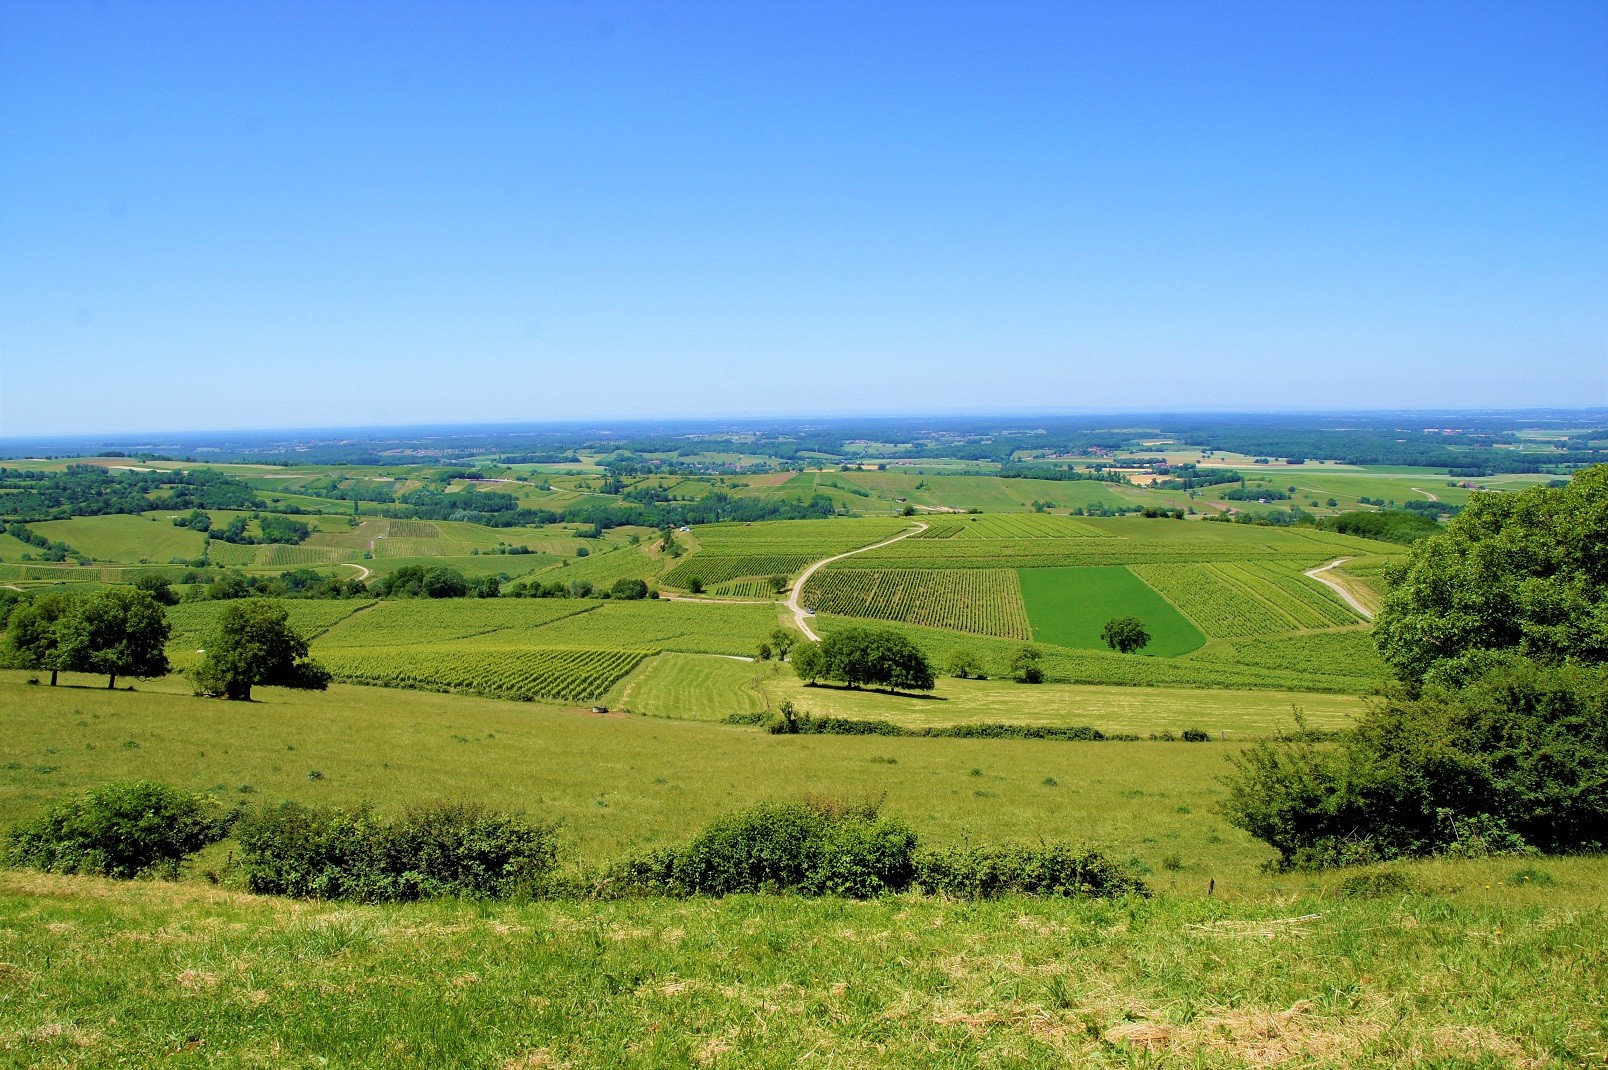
[1018,566,1205,656]
[616,653,1365,737]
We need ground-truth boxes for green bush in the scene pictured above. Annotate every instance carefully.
[914,845,1147,899]
[1223,656,1607,869]
[234,801,557,901]
[4,781,232,880]
[610,799,917,898]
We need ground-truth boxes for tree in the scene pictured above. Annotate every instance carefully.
[421,567,468,599]
[791,641,824,682]
[755,641,773,661]
[1100,616,1151,654]
[610,578,649,600]
[767,574,789,595]
[2,592,76,685]
[945,650,984,679]
[768,628,796,660]
[801,628,935,692]
[1010,645,1044,684]
[57,588,170,689]
[1373,466,1608,682]
[687,577,704,595]
[132,573,180,606]
[193,601,330,701]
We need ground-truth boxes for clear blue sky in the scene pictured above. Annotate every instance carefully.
[2,0,1604,435]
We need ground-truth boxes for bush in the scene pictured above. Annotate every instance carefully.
[1009,645,1044,684]
[915,845,1147,899]
[610,578,649,600]
[609,799,917,898]
[1181,728,1211,742]
[1223,656,1607,869]
[234,801,557,901]
[1335,868,1416,898]
[4,781,233,879]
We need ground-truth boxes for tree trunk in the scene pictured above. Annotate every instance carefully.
[107,674,117,689]
[227,681,252,701]
[50,669,58,686]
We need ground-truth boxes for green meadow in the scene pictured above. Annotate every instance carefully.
[1018,565,1205,655]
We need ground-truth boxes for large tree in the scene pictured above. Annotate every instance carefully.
[792,627,934,692]
[1100,616,1151,655]
[193,601,331,701]
[1373,465,1608,682]
[57,588,171,689]
[1,592,77,686]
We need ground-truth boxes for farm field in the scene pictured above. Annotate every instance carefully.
[799,567,1032,639]
[617,652,1365,737]
[1018,565,1205,655]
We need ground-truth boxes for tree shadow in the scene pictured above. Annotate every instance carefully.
[801,682,947,701]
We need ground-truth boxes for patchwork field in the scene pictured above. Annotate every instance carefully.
[1018,565,1205,655]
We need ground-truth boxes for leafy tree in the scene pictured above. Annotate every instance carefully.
[755,641,773,661]
[1009,645,1044,684]
[2,592,77,685]
[1373,466,1608,682]
[767,574,789,594]
[945,650,984,679]
[133,573,180,606]
[1100,616,1151,654]
[193,601,331,701]
[421,567,468,599]
[768,628,796,660]
[791,641,824,682]
[57,588,171,689]
[797,628,934,692]
[687,577,704,595]
[610,578,649,600]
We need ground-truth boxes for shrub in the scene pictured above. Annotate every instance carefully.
[609,799,917,898]
[234,801,557,901]
[4,781,232,879]
[1335,869,1415,899]
[1010,645,1044,684]
[610,578,649,600]
[1223,656,1607,869]
[914,845,1147,899]
[1181,728,1211,742]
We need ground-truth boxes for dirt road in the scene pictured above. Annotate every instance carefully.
[785,522,927,641]
[1305,558,1373,620]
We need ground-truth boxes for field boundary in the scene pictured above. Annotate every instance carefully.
[787,522,927,640]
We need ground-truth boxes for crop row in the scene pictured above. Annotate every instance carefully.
[1131,563,1349,637]
[709,578,780,598]
[800,568,1031,640]
[690,518,909,555]
[913,515,1104,540]
[845,541,1327,569]
[319,646,649,702]
[665,554,813,587]
[315,599,595,649]
[257,543,352,567]
[1237,563,1360,627]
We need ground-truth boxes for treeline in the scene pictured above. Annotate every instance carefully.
[0,465,262,520]
[373,489,843,531]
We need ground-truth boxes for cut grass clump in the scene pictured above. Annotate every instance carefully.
[4,780,233,880]
[234,801,557,902]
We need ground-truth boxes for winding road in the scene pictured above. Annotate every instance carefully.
[1304,558,1373,620]
[785,521,928,641]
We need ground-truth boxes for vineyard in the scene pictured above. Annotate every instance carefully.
[315,599,595,649]
[844,539,1329,569]
[319,646,650,702]
[689,517,910,554]
[708,578,781,598]
[1130,562,1359,637]
[912,514,1105,539]
[165,599,374,664]
[664,554,814,588]
[256,543,353,567]
[799,567,1031,639]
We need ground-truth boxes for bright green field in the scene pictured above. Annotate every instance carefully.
[1018,566,1206,656]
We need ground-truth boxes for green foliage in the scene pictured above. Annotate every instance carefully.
[800,567,1031,639]
[193,600,330,701]
[1320,509,1442,544]
[1100,615,1150,654]
[1373,465,1608,681]
[57,587,171,687]
[0,591,77,682]
[796,627,935,692]
[609,577,649,600]
[320,647,647,703]
[1009,644,1043,683]
[1223,656,1608,869]
[234,801,557,901]
[608,799,918,898]
[4,780,231,879]
[914,844,1147,898]
[945,649,984,678]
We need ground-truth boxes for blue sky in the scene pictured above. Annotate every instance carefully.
[2,0,1604,435]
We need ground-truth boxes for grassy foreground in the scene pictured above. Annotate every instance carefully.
[4,861,1604,1068]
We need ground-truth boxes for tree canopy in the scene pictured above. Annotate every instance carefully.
[193,601,331,701]
[1373,466,1607,682]
[791,628,934,692]
[1100,616,1151,655]
[57,588,171,689]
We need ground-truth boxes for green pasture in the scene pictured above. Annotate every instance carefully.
[1018,565,1205,656]
[25,514,208,563]
[618,652,1363,738]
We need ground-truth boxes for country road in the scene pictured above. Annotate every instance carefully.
[1412,487,1440,502]
[785,521,928,641]
[343,562,373,582]
[1305,557,1373,620]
